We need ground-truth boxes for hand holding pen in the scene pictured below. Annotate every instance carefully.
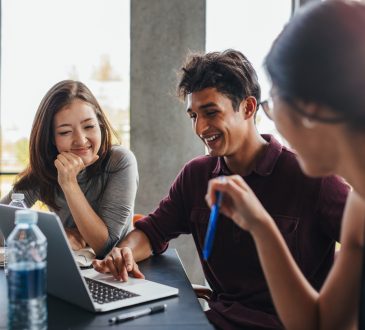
[206,175,271,233]
[203,177,224,260]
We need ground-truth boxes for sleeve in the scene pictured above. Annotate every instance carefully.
[135,164,192,255]
[317,175,350,241]
[0,189,38,208]
[98,147,139,256]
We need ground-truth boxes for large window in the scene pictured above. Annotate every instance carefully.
[206,0,292,143]
[0,0,130,197]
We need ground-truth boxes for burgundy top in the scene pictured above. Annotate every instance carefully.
[135,135,349,330]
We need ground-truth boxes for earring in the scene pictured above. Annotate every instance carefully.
[302,117,316,129]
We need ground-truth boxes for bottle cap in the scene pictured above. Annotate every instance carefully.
[15,210,38,225]
[11,193,25,200]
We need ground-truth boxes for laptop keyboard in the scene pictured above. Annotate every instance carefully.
[85,277,140,304]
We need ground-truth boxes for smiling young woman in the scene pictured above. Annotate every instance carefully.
[0,80,138,257]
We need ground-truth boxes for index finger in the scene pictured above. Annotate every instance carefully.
[117,248,135,282]
[121,248,134,272]
[206,176,228,207]
[105,254,122,280]
[59,151,79,160]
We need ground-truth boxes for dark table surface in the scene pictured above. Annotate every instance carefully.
[0,249,214,329]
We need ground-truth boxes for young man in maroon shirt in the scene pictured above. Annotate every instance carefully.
[94,50,349,330]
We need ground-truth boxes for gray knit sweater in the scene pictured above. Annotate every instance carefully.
[0,145,139,257]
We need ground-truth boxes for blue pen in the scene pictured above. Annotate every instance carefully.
[203,191,223,260]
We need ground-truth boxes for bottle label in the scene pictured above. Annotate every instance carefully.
[8,262,46,300]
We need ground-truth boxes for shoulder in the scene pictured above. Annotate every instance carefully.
[173,155,218,186]
[261,135,304,177]
[278,146,347,190]
[107,145,137,170]
[278,145,302,166]
[168,155,217,196]
[319,175,350,195]
[182,155,217,173]
[339,190,365,249]
[110,145,136,161]
[272,145,307,180]
[279,146,346,184]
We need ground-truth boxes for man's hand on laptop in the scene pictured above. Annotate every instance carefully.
[92,247,145,281]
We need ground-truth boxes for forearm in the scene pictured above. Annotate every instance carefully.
[118,229,152,262]
[317,191,365,329]
[252,218,319,330]
[63,183,109,255]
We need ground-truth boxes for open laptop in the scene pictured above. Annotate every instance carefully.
[0,204,178,312]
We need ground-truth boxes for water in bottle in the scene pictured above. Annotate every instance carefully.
[7,210,47,330]
[0,232,5,269]
[4,193,27,275]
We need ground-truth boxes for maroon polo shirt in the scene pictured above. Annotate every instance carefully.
[135,135,349,330]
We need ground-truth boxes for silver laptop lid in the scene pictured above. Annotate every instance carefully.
[0,204,95,311]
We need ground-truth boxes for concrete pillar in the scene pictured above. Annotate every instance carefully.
[130,0,206,285]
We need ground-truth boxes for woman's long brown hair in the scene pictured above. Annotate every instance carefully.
[14,80,119,210]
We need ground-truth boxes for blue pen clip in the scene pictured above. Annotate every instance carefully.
[203,191,223,261]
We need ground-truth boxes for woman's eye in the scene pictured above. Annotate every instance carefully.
[58,131,71,136]
[85,125,95,129]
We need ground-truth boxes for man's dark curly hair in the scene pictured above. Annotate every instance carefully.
[177,49,261,111]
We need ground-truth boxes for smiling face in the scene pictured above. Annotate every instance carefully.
[187,87,249,158]
[53,99,102,166]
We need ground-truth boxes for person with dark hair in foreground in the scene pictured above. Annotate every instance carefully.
[206,1,365,329]
[94,50,348,329]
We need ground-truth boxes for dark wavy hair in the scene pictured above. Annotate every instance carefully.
[177,49,261,111]
[14,80,119,210]
[265,0,365,129]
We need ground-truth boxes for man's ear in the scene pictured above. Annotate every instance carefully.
[240,96,257,119]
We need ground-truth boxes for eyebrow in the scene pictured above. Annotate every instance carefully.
[56,118,95,129]
[186,102,218,113]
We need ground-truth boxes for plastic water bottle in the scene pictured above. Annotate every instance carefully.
[7,210,47,330]
[9,193,27,208]
[3,193,27,276]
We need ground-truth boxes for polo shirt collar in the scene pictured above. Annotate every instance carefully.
[211,134,283,177]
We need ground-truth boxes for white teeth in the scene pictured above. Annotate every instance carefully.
[205,134,219,142]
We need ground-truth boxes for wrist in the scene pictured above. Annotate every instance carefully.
[250,213,276,240]
[60,181,81,195]
[247,210,274,237]
[119,229,152,262]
